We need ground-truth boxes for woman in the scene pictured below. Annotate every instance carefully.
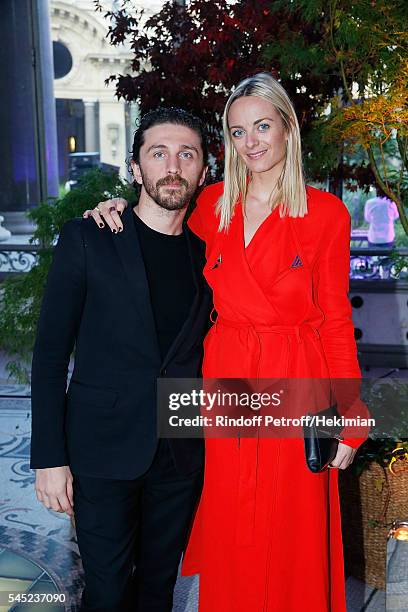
[85,73,366,611]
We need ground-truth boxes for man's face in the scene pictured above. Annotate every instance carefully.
[131,123,207,211]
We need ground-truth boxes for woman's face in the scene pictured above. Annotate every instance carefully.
[228,96,288,175]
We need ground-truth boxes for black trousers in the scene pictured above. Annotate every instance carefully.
[73,439,203,612]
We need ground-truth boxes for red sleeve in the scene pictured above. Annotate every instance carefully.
[314,202,359,378]
[313,198,369,449]
[187,182,224,248]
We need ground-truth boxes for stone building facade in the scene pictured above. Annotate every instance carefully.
[50,0,164,179]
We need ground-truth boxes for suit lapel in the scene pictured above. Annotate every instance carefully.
[112,205,161,362]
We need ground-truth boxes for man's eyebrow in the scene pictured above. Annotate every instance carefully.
[146,143,200,154]
[181,144,199,154]
[229,117,275,129]
[147,144,168,153]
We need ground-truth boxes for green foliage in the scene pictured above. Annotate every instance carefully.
[353,378,408,473]
[29,169,135,247]
[268,0,407,89]
[0,169,135,383]
[395,222,408,247]
[264,0,408,207]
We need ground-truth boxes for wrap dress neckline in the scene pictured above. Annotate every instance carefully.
[204,200,319,380]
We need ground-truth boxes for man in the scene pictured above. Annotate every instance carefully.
[31,107,211,611]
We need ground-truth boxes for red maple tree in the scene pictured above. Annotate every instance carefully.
[94,0,357,185]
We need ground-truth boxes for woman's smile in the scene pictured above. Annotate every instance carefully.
[246,149,267,160]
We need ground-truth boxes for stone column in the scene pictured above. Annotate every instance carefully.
[84,100,99,153]
[125,101,140,181]
[99,99,126,176]
[0,0,59,236]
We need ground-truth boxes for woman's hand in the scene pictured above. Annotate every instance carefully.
[329,442,357,470]
[83,197,128,233]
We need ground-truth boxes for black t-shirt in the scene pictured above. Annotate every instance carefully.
[133,210,196,359]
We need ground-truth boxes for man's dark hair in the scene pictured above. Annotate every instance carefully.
[131,107,208,165]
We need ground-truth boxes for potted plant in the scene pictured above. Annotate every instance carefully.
[339,380,408,589]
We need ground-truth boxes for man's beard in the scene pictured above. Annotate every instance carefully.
[141,171,196,211]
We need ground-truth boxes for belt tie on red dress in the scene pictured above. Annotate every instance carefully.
[214,317,319,379]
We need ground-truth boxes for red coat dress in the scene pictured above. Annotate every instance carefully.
[182,182,365,612]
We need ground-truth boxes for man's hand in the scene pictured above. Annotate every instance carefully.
[35,466,74,517]
[329,442,357,470]
[83,197,128,233]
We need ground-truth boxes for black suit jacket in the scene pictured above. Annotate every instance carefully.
[30,205,212,479]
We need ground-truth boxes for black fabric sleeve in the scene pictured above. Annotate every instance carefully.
[30,219,86,468]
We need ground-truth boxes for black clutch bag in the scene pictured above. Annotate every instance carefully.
[303,404,344,473]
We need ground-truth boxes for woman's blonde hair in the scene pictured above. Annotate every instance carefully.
[217,72,308,231]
